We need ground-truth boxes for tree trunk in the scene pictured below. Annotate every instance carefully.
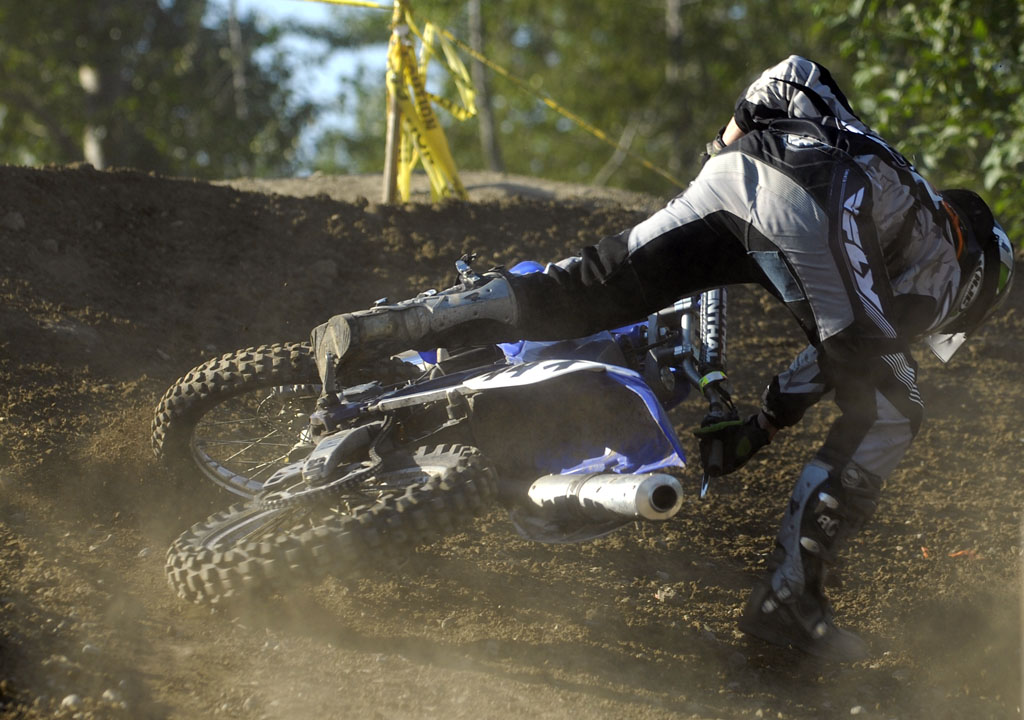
[665,0,685,177]
[467,0,503,172]
[228,0,249,122]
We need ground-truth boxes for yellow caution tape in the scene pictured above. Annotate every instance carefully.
[299,0,685,193]
[420,22,476,122]
[430,24,685,189]
[294,0,391,10]
[387,25,467,200]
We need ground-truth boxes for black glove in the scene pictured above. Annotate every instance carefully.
[699,125,728,166]
[692,413,771,476]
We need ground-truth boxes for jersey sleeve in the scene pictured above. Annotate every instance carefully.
[734,55,869,134]
[760,344,831,429]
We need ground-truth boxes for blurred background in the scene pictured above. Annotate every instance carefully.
[1,0,1021,238]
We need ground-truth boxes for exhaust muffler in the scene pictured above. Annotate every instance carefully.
[527,472,683,523]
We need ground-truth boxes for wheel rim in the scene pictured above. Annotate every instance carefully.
[189,384,320,497]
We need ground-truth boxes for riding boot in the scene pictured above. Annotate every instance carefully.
[311,272,520,381]
[739,559,868,662]
[738,459,880,662]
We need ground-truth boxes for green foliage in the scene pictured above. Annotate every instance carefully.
[822,0,1024,243]
[0,0,316,177]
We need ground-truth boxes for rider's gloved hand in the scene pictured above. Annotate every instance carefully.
[699,125,728,166]
[693,413,772,476]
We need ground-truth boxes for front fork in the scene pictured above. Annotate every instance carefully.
[679,288,736,497]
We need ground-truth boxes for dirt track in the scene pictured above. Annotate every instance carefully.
[0,163,1021,719]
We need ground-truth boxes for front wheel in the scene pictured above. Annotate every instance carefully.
[151,342,420,497]
[165,445,496,605]
[151,343,321,497]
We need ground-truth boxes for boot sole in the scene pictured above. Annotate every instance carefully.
[740,616,868,662]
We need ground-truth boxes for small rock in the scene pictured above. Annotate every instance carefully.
[654,585,677,602]
[42,654,75,670]
[101,688,123,704]
[137,547,151,558]
[850,706,866,715]
[82,643,101,656]
[60,694,83,711]
[87,534,112,552]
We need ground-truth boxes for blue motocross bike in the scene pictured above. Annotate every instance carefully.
[152,258,736,605]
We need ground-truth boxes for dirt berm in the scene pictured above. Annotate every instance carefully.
[0,164,1020,719]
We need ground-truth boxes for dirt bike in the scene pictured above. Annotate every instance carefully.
[152,258,735,605]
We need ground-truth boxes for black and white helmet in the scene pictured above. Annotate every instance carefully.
[925,189,1015,362]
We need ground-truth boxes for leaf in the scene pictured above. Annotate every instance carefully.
[972,17,989,41]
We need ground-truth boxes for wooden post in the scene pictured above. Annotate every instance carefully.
[382,91,401,204]
[381,1,404,203]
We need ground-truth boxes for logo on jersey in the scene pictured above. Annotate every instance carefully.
[841,183,897,338]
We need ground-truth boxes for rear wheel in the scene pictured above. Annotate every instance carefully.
[165,445,496,605]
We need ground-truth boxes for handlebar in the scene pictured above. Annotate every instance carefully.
[643,289,733,498]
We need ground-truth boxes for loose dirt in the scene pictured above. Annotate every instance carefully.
[0,163,1020,719]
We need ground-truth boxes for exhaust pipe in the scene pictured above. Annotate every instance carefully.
[527,473,683,522]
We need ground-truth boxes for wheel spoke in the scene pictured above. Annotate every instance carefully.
[196,439,294,448]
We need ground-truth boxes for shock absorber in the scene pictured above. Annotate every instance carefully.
[699,287,727,372]
[697,288,735,496]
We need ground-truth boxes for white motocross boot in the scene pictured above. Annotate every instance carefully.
[311,269,519,381]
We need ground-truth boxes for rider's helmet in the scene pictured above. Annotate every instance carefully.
[925,189,1015,362]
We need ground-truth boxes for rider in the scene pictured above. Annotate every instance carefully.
[313,55,1015,661]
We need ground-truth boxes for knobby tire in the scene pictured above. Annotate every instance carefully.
[151,342,321,496]
[165,444,496,605]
